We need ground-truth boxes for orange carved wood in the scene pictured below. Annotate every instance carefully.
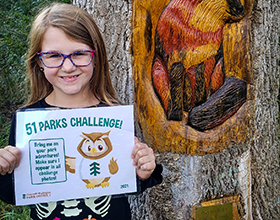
[133,0,254,154]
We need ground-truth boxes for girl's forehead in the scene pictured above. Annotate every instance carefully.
[41,26,92,52]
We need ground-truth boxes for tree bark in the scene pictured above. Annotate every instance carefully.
[73,0,280,219]
[250,0,280,219]
[73,0,134,105]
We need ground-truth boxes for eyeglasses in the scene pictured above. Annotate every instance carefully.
[37,50,95,68]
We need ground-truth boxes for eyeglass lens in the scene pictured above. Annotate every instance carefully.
[39,51,94,68]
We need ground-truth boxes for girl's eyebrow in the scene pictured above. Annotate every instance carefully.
[42,49,91,53]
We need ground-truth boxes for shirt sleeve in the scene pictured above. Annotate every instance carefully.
[0,113,16,204]
[138,163,163,193]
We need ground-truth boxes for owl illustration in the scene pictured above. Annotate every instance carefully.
[65,131,119,189]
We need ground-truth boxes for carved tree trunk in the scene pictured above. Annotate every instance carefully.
[73,0,279,219]
[250,1,280,218]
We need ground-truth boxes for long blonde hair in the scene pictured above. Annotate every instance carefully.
[26,3,119,106]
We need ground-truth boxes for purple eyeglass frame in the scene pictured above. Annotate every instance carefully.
[37,50,95,68]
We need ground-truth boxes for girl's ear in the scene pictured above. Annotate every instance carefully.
[35,56,43,68]
[35,56,44,72]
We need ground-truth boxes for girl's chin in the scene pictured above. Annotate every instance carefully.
[55,87,86,97]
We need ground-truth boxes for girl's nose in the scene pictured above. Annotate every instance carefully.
[61,57,76,72]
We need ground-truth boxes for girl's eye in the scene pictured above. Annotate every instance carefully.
[73,51,87,57]
[45,53,61,59]
[50,54,61,58]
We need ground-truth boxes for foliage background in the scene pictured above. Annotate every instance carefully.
[0,1,71,219]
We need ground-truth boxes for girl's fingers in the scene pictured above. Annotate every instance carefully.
[132,143,154,166]
[5,146,21,168]
[135,148,154,167]
[131,138,156,180]
[0,146,21,175]
[0,153,13,175]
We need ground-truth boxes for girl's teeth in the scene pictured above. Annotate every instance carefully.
[62,75,77,78]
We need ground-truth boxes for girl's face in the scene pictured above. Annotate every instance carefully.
[39,26,95,102]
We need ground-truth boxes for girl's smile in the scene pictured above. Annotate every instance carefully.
[59,74,81,82]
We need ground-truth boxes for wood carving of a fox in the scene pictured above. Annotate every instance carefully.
[151,0,247,131]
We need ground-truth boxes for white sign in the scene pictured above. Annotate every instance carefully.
[14,105,136,206]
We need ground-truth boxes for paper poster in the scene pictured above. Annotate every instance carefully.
[14,105,136,206]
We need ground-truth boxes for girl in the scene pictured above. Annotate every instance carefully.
[0,3,162,220]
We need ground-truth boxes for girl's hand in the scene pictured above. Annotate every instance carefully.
[131,137,156,180]
[0,146,21,175]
